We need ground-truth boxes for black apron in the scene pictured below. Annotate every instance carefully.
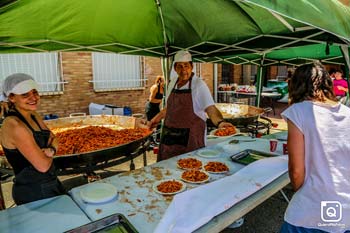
[3,109,65,205]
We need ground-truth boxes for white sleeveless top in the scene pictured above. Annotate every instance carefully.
[282,101,350,232]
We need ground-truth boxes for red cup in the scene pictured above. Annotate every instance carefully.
[283,143,288,155]
[270,139,278,152]
[153,146,159,154]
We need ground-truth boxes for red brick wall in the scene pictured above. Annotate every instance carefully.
[38,53,215,118]
[39,52,154,117]
[38,51,297,119]
[38,52,286,119]
[233,65,242,84]
[200,63,214,95]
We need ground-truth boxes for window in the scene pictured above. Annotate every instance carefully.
[0,53,62,94]
[277,66,288,81]
[221,64,233,84]
[92,53,144,91]
[242,65,258,84]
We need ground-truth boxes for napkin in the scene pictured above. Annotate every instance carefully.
[154,156,288,233]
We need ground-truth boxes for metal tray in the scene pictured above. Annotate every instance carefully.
[230,149,277,165]
[65,213,138,233]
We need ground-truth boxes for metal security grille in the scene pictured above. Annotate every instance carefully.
[0,53,63,94]
[92,53,145,91]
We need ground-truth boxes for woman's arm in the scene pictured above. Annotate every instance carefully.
[34,112,58,156]
[5,118,52,172]
[148,85,158,102]
[287,119,305,191]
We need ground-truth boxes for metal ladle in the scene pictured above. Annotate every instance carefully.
[229,139,256,144]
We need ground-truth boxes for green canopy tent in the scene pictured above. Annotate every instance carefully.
[0,0,350,105]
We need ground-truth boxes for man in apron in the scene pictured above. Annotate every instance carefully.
[148,50,234,161]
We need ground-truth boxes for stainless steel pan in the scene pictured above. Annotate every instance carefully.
[215,103,271,125]
[1,115,152,175]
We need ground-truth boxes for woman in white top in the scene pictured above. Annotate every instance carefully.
[280,62,350,233]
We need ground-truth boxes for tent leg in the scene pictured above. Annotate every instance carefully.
[279,189,290,203]
[255,54,266,107]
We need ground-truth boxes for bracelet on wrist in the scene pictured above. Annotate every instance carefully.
[49,146,57,155]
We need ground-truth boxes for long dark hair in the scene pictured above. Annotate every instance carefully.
[289,62,337,104]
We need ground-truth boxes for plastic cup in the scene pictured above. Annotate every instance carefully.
[153,146,159,155]
[283,143,288,155]
[270,139,278,152]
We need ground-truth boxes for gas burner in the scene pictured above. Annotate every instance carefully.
[235,116,272,137]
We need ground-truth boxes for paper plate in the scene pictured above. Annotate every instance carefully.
[196,148,221,158]
[80,183,118,204]
[181,170,210,184]
[177,157,203,170]
[209,128,241,138]
[204,161,230,174]
[153,179,186,195]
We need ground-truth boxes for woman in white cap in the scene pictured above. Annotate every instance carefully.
[148,50,234,160]
[0,73,65,205]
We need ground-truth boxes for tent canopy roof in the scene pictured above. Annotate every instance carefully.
[0,0,349,65]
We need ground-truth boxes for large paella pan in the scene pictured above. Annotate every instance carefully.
[0,115,152,176]
[214,103,271,126]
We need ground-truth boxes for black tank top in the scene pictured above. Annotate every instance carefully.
[155,83,164,100]
[3,109,51,175]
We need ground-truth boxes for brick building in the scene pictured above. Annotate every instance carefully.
[4,52,341,118]
[37,52,215,118]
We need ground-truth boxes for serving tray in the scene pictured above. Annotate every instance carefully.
[230,149,277,165]
[65,213,138,233]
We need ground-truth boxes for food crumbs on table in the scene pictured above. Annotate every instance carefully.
[165,170,172,176]
[137,199,141,202]
[95,209,102,214]
[151,167,164,180]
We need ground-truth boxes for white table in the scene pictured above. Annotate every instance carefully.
[69,136,289,233]
[0,195,91,233]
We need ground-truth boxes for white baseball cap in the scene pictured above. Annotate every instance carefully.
[2,73,39,97]
[174,50,192,62]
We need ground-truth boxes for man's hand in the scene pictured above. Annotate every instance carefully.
[218,121,234,128]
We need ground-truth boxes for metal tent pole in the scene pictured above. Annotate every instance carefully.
[256,54,266,107]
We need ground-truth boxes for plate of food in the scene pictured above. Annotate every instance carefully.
[209,127,240,138]
[196,148,221,158]
[153,179,186,195]
[177,157,202,170]
[80,183,118,204]
[181,170,210,184]
[204,161,230,174]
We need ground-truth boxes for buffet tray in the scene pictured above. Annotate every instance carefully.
[65,213,138,233]
[230,149,277,165]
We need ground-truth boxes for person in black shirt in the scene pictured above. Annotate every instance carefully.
[0,73,65,205]
[145,75,164,121]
